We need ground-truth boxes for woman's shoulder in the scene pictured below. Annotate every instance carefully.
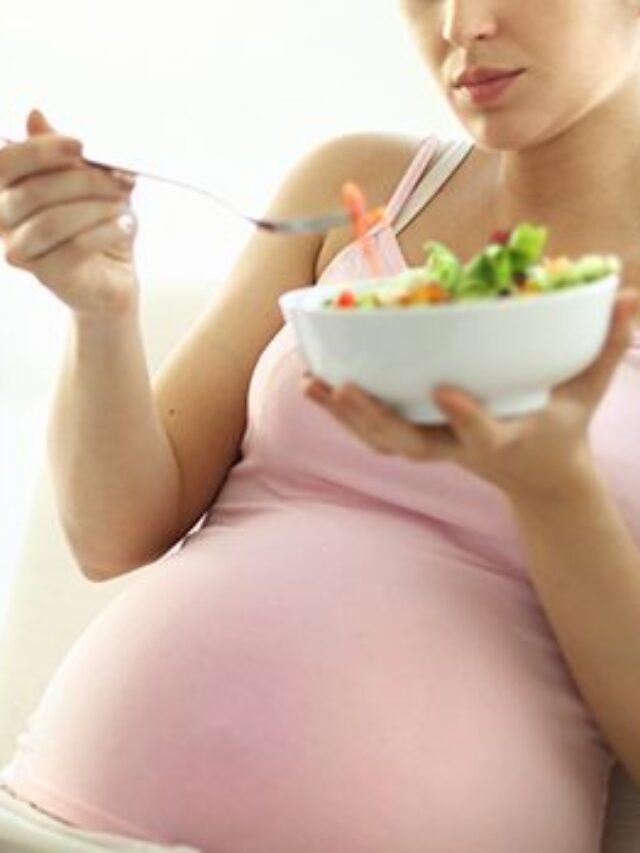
[311,130,443,276]
[312,129,442,201]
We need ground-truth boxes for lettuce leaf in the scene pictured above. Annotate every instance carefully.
[417,223,615,301]
[422,241,463,292]
[507,224,548,272]
[422,223,547,298]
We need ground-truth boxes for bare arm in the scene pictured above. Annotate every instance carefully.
[1,115,425,582]
[43,130,422,582]
[47,304,185,579]
[509,466,640,786]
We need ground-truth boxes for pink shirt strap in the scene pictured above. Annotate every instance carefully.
[382,136,441,227]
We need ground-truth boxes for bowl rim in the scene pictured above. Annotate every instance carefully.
[279,271,619,317]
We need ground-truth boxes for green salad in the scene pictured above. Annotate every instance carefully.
[322,224,620,309]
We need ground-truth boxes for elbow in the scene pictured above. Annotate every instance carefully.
[74,537,184,583]
[75,554,139,583]
[79,564,129,583]
[628,749,640,790]
[60,505,194,583]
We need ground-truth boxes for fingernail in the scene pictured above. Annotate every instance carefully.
[313,379,332,394]
[305,380,330,401]
[344,382,364,398]
[117,213,136,235]
[112,169,136,188]
[62,138,83,155]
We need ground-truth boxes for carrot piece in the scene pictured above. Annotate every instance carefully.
[366,206,388,228]
[341,181,368,236]
[341,182,385,278]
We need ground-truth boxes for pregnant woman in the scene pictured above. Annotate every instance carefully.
[2,0,640,851]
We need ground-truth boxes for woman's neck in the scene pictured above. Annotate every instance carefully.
[489,86,640,247]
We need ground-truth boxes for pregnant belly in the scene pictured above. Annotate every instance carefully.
[5,510,613,853]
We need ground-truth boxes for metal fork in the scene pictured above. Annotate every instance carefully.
[0,135,350,235]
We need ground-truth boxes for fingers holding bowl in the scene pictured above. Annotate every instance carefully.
[302,375,461,462]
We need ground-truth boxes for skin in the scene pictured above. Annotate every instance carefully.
[303,0,640,784]
[2,0,638,789]
[400,0,640,269]
[307,0,640,490]
[0,110,138,315]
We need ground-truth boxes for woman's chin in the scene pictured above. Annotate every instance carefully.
[457,115,556,153]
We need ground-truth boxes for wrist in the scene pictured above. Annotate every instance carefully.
[72,295,140,336]
[505,446,600,510]
[73,282,140,326]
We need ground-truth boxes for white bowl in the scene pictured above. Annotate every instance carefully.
[278,273,620,424]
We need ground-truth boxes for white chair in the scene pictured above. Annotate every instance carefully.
[0,280,638,851]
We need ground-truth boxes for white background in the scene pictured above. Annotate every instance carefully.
[0,0,463,624]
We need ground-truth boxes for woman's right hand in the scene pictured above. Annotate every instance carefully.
[0,109,140,316]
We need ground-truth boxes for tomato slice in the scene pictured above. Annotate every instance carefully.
[336,289,357,308]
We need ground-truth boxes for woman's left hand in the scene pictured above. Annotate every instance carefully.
[302,289,640,502]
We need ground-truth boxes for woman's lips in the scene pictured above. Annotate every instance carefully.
[457,70,525,106]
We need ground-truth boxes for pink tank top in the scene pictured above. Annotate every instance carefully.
[4,135,640,853]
